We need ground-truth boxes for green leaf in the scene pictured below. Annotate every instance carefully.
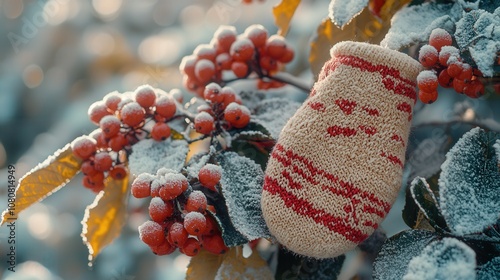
[404,238,476,280]
[373,230,436,280]
[208,205,248,247]
[81,175,130,265]
[1,144,81,225]
[409,177,449,232]
[438,128,500,235]
[217,152,270,241]
[275,248,345,280]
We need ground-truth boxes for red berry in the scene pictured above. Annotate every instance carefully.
[184,212,207,235]
[279,46,295,63]
[453,78,466,94]
[71,136,97,160]
[438,70,453,88]
[418,45,438,68]
[231,61,248,78]
[168,222,188,247]
[81,160,98,176]
[198,164,222,191]
[438,46,459,66]
[109,165,127,180]
[203,83,223,103]
[100,115,121,138]
[155,95,177,119]
[214,25,237,52]
[151,122,171,141]
[103,91,122,112]
[182,238,201,257]
[260,56,278,72]
[149,197,174,222]
[419,90,438,104]
[94,152,113,172]
[135,85,156,108]
[108,134,128,152]
[224,102,250,128]
[180,55,197,78]
[216,53,232,70]
[417,71,438,92]
[202,234,228,255]
[194,112,215,135]
[194,44,217,61]
[150,240,175,255]
[90,129,108,149]
[131,173,153,198]
[463,80,484,98]
[265,35,287,60]
[202,215,219,236]
[458,64,472,81]
[195,59,216,83]
[230,38,255,62]
[447,61,463,78]
[159,173,187,200]
[220,87,237,109]
[121,102,146,127]
[139,221,165,247]
[185,191,208,213]
[429,28,452,52]
[244,24,268,48]
[88,101,111,125]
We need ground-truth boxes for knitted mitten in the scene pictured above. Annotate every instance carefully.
[261,41,421,258]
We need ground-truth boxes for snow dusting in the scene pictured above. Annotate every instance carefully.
[417,70,437,83]
[149,197,166,212]
[253,98,301,139]
[214,25,237,42]
[128,139,188,176]
[438,128,500,235]
[217,152,270,241]
[186,153,211,179]
[194,59,215,73]
[120,102,144,118]
[477,257,500,280]
[419,45,438,58]
[195,111,214,122]
[403,238,476,280]
[381,2,458,50]
[70,135,96,152]
[374,230,436,280]
[440,46,459,65]
[328,0,368,28]
[184,211,205,225]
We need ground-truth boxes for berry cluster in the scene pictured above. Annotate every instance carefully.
[417,28,485,103]
[71,85,181,192]
[180,24,294,95]
[193,83,251,135]
[133,164,228,257]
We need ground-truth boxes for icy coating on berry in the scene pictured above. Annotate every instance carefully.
[155,95,175,107]
[230,38,254,54]
[202,163,222,177]
[194,44,216,59]
[149,197,166,212]
[195,59,215,73]
[138,221,163,242]
[184,211,206,226]
[99,115,120,129]
[164,173,187,186]
[134,173,155,185]
[195,111,215,122]
[266,35,286,47]
[417,70,437,83]
[419,45,438,57]
[430,28,451,41]
[214,25,237,41]
[121,102,145,118]
[189,190,207,204]
[224,102,241,113]
[71,136,96,152]
[439,46,459,64]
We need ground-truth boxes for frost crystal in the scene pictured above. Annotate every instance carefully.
[253,98,301,139]
[328,0,368,28]
[438,128,500,235]
[403,238,476,280]
[128,139,188,176]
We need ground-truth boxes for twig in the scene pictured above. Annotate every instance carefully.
[412,118,500,132]
[264,72,312,93]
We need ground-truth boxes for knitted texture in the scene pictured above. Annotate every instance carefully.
[261,41,422,259]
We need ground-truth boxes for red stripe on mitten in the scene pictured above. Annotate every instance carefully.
[261,41,422,258]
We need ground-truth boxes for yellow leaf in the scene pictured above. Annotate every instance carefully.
[309,8,390,78]
[273,0,301,36]
[81,175,130,265]
[216,247,273,280]
[186,249,226,280]
[1,144,81,225]
[379,0,411,21]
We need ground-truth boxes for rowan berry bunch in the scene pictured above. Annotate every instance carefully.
[180,24,295,95]
[417,28,485,104]
[193,83,252,135]
[132,164,228,257]
[71,85,181,193]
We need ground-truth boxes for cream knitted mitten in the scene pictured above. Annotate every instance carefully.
[261,41,421,258]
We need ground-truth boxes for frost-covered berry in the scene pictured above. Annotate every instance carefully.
[135,85,156,108]
[418,45,438,68]
[417,70,438,92]
[194,44,217,61]
[224,102,250,128]
[179,55,197,78]
[202,234,228,255]
[149,197,174,222]
[244,24,268,48]
[103,91,122,112]
[438,46,459,66]
[139,220,165,247]
[419,90,438,104]
[185,191,208,213]
[151,122,171,141]
[184,212,206,235]
[194,112,215,135]
[121,102,146,127]
[214,25,237,52]
[71,136,97,160]
[88,101,111,125]
[131,173,154,198]
[159,173,188,201]
[94,152,113,172]
[230,38,255,62]
[168,222,188,247]
[100,115,121,138]
[198,163,222,191]
[195,59,216,83]
[182,238,201,257]
[203,83,223,103]
[155,95,176,119]
[109,165,127,180]
[265,35,287,60]
[429,28,452,52]
[231,61,249,78]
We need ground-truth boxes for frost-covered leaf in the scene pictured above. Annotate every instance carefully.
[479,0,500,13]
[128,139,188,176]
[81,175,130,264]
[1,144,81,225]
[410,177,448,231]
[215,247,273,280]
[253,98,301,140]
[406,134,448,180]
[309,9,389,77]
[272,0,301,36]
[380,2,458,50]
[328,0,368,28]
[403,238,476,280]
[373,230,436,280]
[455,9,500,77]
[477,257,500,280]
[186,153,210,179]
[217,152,270,241]
[208,206,248,247]
[378,0,412,21]
[186,249,225,280]
[438,128,500,235]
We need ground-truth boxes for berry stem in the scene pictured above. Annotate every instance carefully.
[264,72,312,92]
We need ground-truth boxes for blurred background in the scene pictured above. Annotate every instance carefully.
[0,0,498,279]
